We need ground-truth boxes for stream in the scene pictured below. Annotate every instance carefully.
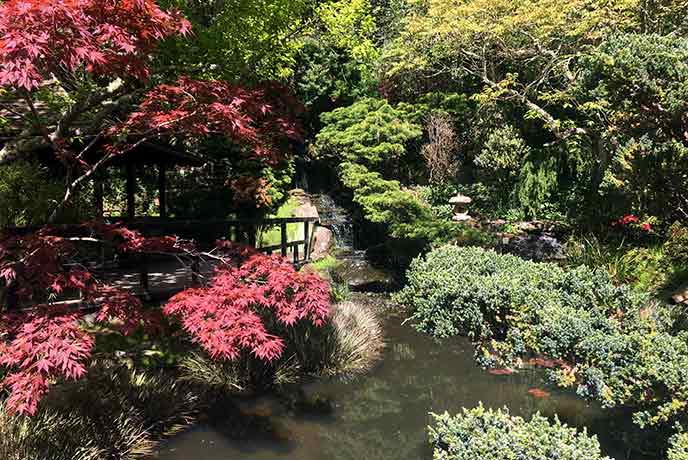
[156,196,653,460]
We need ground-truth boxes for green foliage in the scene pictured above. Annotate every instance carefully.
[0,363,203,460]
[576,33,688,221]
[339,162,470,244]
[158,0,316,81]
[0,161,63,227]
[316,97,423,170]
[429,404,612,460]
[396,246,688,434]
[665,222,688,271]
[669,432,688,460]
[566,235,668,293]
[395,246,640,348]
[314,98,486,247]
[474,125,529,181]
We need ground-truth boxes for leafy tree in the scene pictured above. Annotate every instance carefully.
[315,98,479,248]
[0,0,304,222]
[0,228,331,416]
[574,33,688,220]
[158,0,319,82]
[316,97,422,175]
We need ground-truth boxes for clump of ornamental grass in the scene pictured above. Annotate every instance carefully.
[317,301,385,378]
[0,361,204,460]
[179,351,251,392]
[177,302,384,394]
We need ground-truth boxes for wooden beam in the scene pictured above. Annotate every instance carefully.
[125,162,136,221]
[303,222,310,261]
[158,163,167,219]
[280,222,288,257]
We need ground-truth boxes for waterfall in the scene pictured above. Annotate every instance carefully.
[309,194,354,250]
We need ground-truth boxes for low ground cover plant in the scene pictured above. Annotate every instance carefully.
[429,404,611,460]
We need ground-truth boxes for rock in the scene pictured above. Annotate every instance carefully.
[672,285,688,305]
[334,249,397,292]
[502,233,565,261]
[310,226,333,260]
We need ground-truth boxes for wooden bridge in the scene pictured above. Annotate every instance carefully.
[105,216,321,300]
[5,216,321,304]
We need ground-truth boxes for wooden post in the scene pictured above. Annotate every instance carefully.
[191,256,200,285]
[126,162,136,221]
[93,175,106,270]
[139,256,150,298]
[303,222,310,261]
[280,222,288,257]
[293,243,299,264]
[5,282,18,310]
[158,163,167,219]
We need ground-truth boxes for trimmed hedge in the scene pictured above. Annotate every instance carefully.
[429,404,612,460]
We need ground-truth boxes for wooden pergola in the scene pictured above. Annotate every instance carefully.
[94,142,205,221]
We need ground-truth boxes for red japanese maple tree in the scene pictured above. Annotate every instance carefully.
[0,0,322,417]
[0,229,331,416]
[164,244,331,362]
[0,0,191,91]
[0,223,188,415]
[0,0,303,221]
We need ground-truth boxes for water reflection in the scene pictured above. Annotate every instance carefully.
[157,296,653,460]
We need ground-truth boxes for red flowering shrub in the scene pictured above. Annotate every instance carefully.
[615,214,640,226]
[164,246,331,363]
[612,214,654,234]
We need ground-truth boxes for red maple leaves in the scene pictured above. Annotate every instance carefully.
[164,246,331,362]
[0,0,190,90]
[0,310,94,416]
[116,78,303,165]
[0,228,331,416]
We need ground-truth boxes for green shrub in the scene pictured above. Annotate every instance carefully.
[395,246,640,355]
[429,404,612,460]
[665,222,688,271]
[397,246,688,434]
[669,432,688,460]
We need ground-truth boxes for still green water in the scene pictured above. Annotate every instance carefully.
[158,294,653,460]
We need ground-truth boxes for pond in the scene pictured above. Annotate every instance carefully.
[157,293,651,460]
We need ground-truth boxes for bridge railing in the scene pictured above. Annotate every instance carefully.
[3,216,321,303]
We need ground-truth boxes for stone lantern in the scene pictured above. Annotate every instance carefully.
[450,193,473,222]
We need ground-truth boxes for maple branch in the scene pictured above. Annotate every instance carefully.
[54,80,130,141]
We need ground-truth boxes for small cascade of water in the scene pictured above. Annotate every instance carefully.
[308,194,355,250]
[309,194,395,292]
